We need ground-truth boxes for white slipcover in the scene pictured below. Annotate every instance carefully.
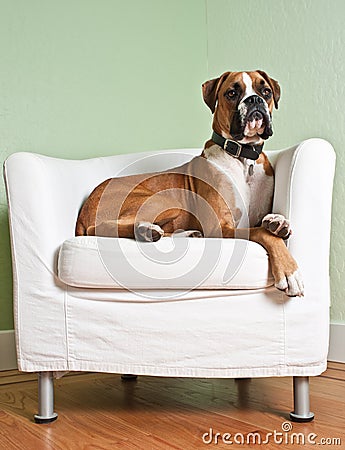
[58,236,274,290]
[3,139,335,378]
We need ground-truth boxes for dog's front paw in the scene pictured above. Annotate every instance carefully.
[262,214,292,239]
[275,269,304,297]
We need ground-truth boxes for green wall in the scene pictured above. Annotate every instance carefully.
[0,0,208,329]
[1,0,344,330]
[206,0,345,323]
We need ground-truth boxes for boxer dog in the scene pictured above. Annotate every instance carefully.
[76,70,303,297]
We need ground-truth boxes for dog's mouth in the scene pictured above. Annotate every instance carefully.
[231,104,273,142]
[244,110,266,138]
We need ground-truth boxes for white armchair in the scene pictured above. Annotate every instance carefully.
[3,138,335,423]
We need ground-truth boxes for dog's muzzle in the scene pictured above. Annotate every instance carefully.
[231,95,273,141]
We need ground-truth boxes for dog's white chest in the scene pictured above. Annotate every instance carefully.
[204,145,274,227]
[246,159,274,226]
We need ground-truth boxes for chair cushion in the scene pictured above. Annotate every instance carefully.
[58,236,274,290]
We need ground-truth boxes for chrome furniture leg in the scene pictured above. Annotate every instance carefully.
[34,372,58,424]
[290,376,314,422]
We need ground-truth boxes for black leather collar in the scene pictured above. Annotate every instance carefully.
[211,131,263,160]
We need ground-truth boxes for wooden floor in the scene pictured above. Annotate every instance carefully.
[0,363,344,449]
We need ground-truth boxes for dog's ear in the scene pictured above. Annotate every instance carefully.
[257,70,281,109]
[202,72,231,113]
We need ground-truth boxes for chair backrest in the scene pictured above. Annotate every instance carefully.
[3,149,201,286]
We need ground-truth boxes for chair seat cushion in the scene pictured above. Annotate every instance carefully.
[58,236,273,289]
[58,236,274,290]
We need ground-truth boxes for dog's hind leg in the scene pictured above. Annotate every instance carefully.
[134,222,164,242]
[134,207,184,242]
[86,218,164,241]
[86,218,135,237]
[172,229,203,238]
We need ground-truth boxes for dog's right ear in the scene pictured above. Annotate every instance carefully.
[202,72,231,113]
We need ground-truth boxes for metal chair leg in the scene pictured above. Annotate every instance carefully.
[290,376,314,422]
[34,372,58,424]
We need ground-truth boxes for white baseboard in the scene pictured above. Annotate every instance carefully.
[0,330,17,371]
[328,322,345,363]
[0,323,344,372]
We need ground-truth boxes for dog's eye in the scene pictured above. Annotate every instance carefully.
[225,89,237,99]
[262,87,272,98]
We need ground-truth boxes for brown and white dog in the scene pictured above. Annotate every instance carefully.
[76,70,304,297]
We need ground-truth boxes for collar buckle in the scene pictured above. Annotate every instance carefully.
[224,139,242,157]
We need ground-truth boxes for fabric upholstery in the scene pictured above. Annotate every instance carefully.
[3,139,335,377]
[58,236,274,290]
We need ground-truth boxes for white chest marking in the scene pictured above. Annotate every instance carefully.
[247,162,274,227]
[204,146,250,227]
[204,145,274,228]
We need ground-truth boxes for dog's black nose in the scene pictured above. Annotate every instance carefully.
[247,95,264,104]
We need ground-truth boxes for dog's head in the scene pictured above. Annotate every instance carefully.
[202,70,280,145]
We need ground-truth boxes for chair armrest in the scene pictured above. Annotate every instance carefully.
[272,139,336,297]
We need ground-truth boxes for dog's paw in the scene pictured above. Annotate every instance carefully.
[262,214,292,239]
[173,229,203,238]
[275,269,304,297]
[134,222,164,242]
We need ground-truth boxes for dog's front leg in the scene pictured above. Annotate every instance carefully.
[221,225,304,297]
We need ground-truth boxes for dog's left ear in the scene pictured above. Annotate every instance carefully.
[202,72,231,113]
[257,70,281,109]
